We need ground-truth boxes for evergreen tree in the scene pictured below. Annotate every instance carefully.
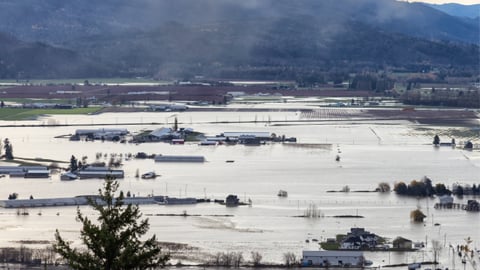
[394,182,408,195]
[70,155,78,172]
[464,141,473,149]
[422,176,435,196]
[3,138,13,160]
[455,185,464,196]
[434,183,451,196]
[433,135,440,145]
[472,184,478,195]
[173,117,178,131]
[54,179,169,270]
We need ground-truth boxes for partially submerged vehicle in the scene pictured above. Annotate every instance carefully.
[141,171,158,179]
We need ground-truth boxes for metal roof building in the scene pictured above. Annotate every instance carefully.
[222,132,271,139]
[302,250,365,267]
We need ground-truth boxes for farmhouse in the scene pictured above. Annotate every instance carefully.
[340,228,379,250]
[149,127,176,140]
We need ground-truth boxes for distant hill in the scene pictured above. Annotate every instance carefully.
[62,18,480,79]
[0,32,108,79]
[427,3,480,19]
[0,0,478,79]
[0,0,478,44]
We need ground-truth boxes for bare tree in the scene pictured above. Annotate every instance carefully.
[250,251,263,266]
[232,252,243,267]
[283,252,297,267]
[212,252,222,266]
[34,246,58,266]
[210,251,244,267]
[304,203,323,218]
[432,239,443,269]
[221,252,233,267]
[18,245,33,264]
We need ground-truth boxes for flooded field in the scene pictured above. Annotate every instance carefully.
[0,108,478,268]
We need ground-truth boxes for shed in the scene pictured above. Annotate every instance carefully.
[155,155,205,162]
[171,139,185,144]
[225,194,239,207]
[392,236,413,249]
[465,200,479,212]
[76,170,124,179]
[24,170,50,178]
[222,132,271,139]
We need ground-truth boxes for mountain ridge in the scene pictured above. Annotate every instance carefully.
[0,0,478,44]
[427,3,480,19]
[0,0,478,79]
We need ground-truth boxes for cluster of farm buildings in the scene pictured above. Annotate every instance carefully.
[69,127,296,145]
[302,227,420,267]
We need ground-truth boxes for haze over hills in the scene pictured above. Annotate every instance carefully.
[427,3,480,19]
[0,0,478,79]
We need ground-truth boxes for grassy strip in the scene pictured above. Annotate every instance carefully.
[0,78,168,85]
[319,242,340,250]
[15,157,68,164]
[1,98,73,104]
[2,157,68,168]
[0,107,101,120]
[1,159,46,167]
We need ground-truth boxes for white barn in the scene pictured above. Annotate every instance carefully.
[222,132,271,139]
[302,250,365,267]
[75,128,128,136]
[438,195,454,205]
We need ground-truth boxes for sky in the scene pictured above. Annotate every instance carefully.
[406,0,480,4]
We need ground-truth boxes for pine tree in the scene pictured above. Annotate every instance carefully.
[70,155,78,172]
[54,178,169,269]
[433,134,440,145]
[173,117,178,131]
[3,138,13,160]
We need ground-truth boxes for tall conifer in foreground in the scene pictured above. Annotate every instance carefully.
[54,178,169,270]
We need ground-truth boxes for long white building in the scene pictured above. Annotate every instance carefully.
[302,250,365,267]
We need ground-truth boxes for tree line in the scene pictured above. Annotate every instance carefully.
[393,176,480,197]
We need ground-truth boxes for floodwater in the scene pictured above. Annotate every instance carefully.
[0,109,479,269]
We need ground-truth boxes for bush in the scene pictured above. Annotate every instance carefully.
[394,182,408,195]
[377,182,391,192]
[410,208,426,222]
